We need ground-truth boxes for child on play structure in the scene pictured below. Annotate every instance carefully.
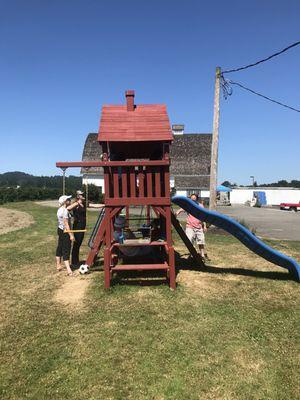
[55,195,75,276]
[176,193,210,261]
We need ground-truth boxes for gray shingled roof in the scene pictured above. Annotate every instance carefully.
[81,134,103,174]
[81,132,212,189]
[171,134,211,189]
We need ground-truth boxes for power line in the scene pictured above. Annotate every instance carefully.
[222,40,300,74]
[222,77,300,113]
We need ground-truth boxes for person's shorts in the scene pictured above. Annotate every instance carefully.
[186,227,205,245]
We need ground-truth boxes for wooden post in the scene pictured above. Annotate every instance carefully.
[104,207,111,289]
[209,66,221,210]
[62,168,66,195]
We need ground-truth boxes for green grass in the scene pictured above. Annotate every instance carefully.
[0,202,299,400]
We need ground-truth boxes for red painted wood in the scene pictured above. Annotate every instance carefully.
[111,263,169,271]
[146,167,153,198]
[104,249,111,288]
[105,197,170,206]
[126,90,135,111]
[113,167,119,198]
[104,169,110,198]
[165,207,172,245]
[146,205,150,224]
[112,241,167,249]
[151,206,160,218]
[129,167,136,198]
[125,206,129,228]
[138,167,144,198]
[85,212,106,266]
[164,166,170,198]
[104,207,112,288]
[56,160,169,168]
[98,100,173,142]
[57,90,177,289]
[168,246,176,290]
[154,206,166,218]
[121,168,127,198]
[155,167,161,198]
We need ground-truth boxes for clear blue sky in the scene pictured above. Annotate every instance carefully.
[1,0,299,185]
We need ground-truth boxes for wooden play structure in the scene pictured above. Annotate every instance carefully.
[57,90,202,289]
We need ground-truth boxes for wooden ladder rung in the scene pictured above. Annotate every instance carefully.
[111,263,169,271]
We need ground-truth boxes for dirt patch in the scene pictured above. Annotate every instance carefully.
[233,349,264,376]
[0,207,34,235]
[54,275,92,308]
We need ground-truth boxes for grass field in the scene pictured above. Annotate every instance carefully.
[0,202,299,400]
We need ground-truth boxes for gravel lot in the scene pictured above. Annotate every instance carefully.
[216,205,300,241]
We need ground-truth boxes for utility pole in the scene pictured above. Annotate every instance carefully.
[209,66,221,210]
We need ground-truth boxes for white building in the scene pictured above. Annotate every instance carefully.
[229,187,300,206]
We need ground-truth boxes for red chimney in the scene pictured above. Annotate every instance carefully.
[125,90,135,111]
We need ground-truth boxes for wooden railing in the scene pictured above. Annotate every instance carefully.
[104,162,170,205]
[55,159,171,205]
[105,164,170,204]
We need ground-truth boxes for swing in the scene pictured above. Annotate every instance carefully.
[60,167,89,234]
[123,205,152,239]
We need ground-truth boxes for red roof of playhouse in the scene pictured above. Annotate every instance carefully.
[98,90,173,142]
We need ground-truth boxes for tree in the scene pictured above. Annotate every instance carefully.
[221,180,233,188]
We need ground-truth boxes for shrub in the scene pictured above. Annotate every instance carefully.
[0,185,104,205]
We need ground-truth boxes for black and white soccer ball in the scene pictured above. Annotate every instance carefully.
[79,264,90,275]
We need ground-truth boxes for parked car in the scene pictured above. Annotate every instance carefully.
[280,202,300,212]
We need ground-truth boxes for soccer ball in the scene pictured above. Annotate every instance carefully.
[79,264,90,275]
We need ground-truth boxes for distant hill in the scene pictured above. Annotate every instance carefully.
[0,171,82,190]
[0,172,103,205]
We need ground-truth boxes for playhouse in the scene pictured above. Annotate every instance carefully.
[57,90,300,286]
[57,90,200,289]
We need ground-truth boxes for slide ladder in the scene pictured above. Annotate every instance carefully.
[88,207,105,249]
[172,196,300,281]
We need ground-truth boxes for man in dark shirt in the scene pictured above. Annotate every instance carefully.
[68,190,86,267]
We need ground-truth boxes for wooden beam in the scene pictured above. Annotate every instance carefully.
[105,198,170,206]
[56,160,170,168]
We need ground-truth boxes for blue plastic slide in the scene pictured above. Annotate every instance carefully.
[172,196,300,281]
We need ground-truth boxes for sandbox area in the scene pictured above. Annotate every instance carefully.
[0,207,34,235]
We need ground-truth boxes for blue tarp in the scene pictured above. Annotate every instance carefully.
[254,191,267,206]
[217,185,232,192]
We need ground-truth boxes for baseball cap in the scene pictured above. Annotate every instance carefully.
[76,190,84,196]
[58,195,72,206]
